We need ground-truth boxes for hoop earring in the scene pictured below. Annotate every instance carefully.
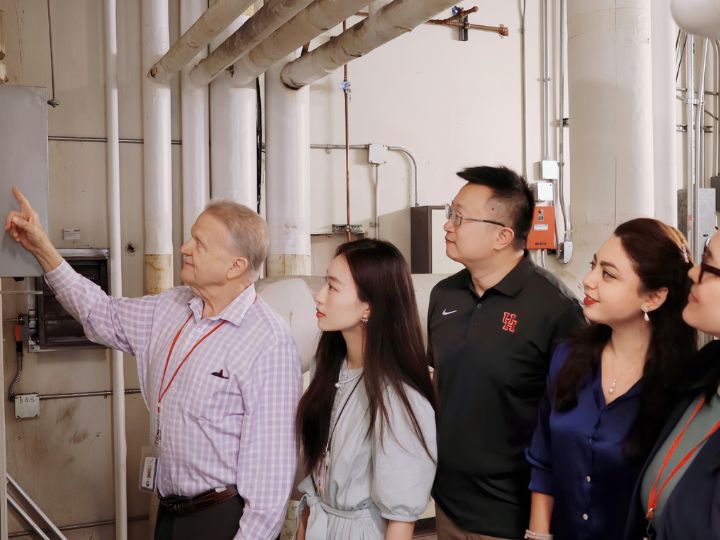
[642,307,650,322]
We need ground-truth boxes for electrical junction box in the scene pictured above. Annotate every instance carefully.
[14,394,39,419]
[368,143,388,165]
[677,188,717,250]
[29,248,109,352]
[537,160,559,181]
[527,205,557,250]
[531,181,555,203]
[0,85,49,278]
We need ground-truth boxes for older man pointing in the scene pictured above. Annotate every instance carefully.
[5,187,301,540]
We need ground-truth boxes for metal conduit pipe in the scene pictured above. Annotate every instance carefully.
[308,144,419,207]
[48,136,182,145]
[280,0,459,89]
[715,40,720,176]
[557,0,571,244]
[102,1,127,537]
[190,0,316,85]
[231,0,371,87]
[147,0,254,82]
[38,389,142,401]
[8,515,149,538]
[686,35,698,257]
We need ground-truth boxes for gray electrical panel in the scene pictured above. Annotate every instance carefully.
[678,188,718,248]
[0,85,49,277]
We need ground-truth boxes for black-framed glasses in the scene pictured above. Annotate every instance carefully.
[699,244,720,283]
[444,204,507,228]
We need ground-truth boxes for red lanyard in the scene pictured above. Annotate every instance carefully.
[646,396,720,520]
[156,314,227,413]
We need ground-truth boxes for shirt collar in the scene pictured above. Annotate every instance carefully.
[464,253,536,299]
[188,283,257,327]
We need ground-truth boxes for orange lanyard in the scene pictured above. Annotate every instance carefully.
[155,314,227,444]
[646,396,720,520]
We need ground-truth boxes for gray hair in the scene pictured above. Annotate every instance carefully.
[203,200,269,280]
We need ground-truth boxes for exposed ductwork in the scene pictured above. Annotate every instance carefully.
[190,0,316,86]
[147,0,254,82]
[671,0,720,39]
[280,0,458,89]
[230,0,370,87]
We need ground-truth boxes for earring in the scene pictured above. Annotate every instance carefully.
[360,316,369,325]
[642,307,650,322]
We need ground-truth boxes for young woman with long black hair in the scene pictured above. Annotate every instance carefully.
[525,218,697,540]
[294,239,437,540]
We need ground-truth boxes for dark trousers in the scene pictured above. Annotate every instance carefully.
[155,495,244,540]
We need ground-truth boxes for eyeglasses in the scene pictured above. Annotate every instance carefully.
[699,245,720,283]
[444,204,507,228]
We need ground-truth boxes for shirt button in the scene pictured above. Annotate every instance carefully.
[586,476,591,483]
[582,513,589,521]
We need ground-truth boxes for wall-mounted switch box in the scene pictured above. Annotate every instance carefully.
[14,394,39,419]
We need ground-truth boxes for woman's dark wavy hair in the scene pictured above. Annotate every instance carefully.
[554,218,697,460]
[296,239,436,472]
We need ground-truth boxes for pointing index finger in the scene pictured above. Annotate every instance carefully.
[11,186,33,213]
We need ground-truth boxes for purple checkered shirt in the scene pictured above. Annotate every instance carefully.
[46,261,301,540]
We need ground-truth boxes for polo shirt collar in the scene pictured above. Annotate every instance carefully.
[188,283,257,326]
[464,253,536,299]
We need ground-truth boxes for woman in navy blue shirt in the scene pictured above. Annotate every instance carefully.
[525,218,697,540]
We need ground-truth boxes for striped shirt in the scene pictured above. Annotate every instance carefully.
[46,261,301,540]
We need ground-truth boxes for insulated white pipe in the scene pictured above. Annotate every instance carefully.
[231,0,371,86]
[142,0,173,294]
[210,16,257,208]
[652,0,678,226]
[280,0,458,89]
[265,55,311,275]
[181,0,210,240]
[190,0,316,85]
[103,2,127,538]
[148,0,254,82]
[566,1,654,283]
[671,0,720,40]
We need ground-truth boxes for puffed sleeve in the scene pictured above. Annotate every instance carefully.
[371,384,437,522]
[526,343,571,494]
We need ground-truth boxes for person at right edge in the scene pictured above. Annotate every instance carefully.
[623,229,720,540]
[428,165,585,540]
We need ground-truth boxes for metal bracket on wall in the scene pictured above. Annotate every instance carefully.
[332,224,364,235]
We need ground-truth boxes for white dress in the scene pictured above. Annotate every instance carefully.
[295,363,437,540]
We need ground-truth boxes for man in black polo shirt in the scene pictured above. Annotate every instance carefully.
[429,166,584,540]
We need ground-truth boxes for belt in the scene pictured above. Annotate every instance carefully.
[159,486,241,516]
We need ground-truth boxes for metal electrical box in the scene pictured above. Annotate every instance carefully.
[678,188,717,249]
[29,249,109,352]
[0,85,49,277]
[378,206,464,274]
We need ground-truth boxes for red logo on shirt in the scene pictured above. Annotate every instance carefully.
[502,312,518,333]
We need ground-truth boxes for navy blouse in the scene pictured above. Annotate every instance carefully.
[527,344,643,540]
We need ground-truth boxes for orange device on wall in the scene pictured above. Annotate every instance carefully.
[527,205,557,250]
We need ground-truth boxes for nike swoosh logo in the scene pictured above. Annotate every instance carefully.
[442,309,458,316]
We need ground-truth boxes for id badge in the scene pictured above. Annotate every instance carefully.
[139,445,160,493]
